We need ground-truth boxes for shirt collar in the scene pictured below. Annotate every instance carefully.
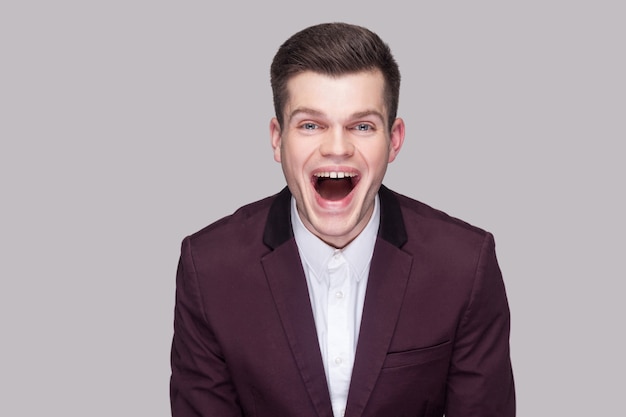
[292,195,380,283]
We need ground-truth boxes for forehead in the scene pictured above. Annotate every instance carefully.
[284,70,387,116]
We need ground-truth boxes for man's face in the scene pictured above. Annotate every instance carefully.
[270,70,404,248]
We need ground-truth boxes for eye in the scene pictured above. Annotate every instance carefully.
[353,123,373,132]
[301,122,319,130]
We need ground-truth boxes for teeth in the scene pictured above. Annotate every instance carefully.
[314,172,356,179]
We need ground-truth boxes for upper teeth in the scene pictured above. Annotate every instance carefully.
[314,172,356,179]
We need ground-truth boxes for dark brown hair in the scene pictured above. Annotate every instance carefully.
[270,22,401,130]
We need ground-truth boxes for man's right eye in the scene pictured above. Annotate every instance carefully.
[302,122,318,130]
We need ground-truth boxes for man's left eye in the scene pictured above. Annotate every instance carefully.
[354,124,372,131]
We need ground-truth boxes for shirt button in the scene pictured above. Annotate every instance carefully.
[334,357,343,365]
[335,291,344,299]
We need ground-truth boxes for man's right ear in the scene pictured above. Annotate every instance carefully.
[270,118,282,163]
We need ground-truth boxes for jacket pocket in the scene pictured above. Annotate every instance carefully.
[381,340,451,369]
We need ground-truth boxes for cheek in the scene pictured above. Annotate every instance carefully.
[362,142,391,170]
[280,149,307,181]
[284,142,316,169]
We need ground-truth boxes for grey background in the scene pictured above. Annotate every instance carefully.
[1,1,624,416]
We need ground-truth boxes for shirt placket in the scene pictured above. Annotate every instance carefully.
[326,250,352,417]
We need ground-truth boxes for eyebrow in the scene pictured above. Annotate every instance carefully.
[287,107,386,124]
[351,110,385,123]
[287,107,325,122]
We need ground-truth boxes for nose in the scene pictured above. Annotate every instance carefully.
[319,127,355,158]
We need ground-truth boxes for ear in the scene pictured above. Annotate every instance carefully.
[270,117,282,162]
[387,117,405,163]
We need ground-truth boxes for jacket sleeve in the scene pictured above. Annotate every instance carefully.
[170,237,244,417]
[445,233,516,416]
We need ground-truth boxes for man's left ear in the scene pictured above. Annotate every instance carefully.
[388,118,405,163]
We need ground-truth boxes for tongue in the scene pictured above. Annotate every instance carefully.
[317,178,352,201]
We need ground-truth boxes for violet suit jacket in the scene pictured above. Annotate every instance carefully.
[170,185,515,417]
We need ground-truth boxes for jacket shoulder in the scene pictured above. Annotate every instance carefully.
[392,190,489,239]
[184,192,278,248]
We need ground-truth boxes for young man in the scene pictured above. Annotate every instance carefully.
[170,22,515,417]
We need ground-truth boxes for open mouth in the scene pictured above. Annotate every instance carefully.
[313,172,358,201]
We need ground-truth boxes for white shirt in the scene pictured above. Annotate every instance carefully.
[291,196,380,417]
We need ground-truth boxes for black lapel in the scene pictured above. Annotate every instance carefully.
[345,185,414,417]
[261,186,333,417]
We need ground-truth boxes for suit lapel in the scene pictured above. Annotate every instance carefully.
[344,240,413,416]
[261,186,413,417]
[345,186,414,417]
[261,188,334,417]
